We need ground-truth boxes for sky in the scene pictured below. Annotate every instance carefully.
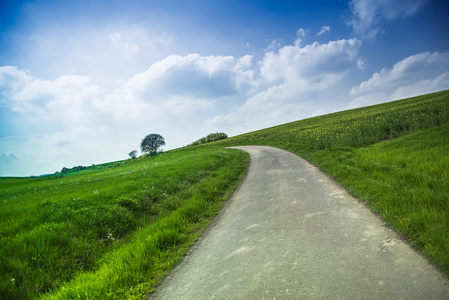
[1,0,448,177]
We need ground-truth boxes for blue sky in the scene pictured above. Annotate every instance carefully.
[1,0,448,176]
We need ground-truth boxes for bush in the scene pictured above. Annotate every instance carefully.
[188,132,228,146]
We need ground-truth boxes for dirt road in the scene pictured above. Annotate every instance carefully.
[151,146,449,299]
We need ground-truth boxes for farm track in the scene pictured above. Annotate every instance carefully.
[151,146,449,299]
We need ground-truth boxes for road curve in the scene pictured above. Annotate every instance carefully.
[151,146,449,299]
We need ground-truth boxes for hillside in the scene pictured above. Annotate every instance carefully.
[0,148,249,299]
[214,89,449,274]
[0,90,448,299]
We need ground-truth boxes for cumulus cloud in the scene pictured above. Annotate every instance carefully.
[0,66,33,102]
[1,31,365,175]
[348,0,430,38]
[0,52,257,122]
[116,53,255,116]
[0,52,260,175]
[0,66,107,121]
[260,38,361,83]
[389,72,449,100]
[348,51,449,108]
[350,51,449,95]
[207,36,363,134]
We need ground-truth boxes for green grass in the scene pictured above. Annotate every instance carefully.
[217,90,449,149]
[1,89,448,299]
[356,126,448,265]
[302,125,449,271]
[214,89,449,274]
[0,147,248,299]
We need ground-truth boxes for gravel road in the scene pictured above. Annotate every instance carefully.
[151,146,449,299]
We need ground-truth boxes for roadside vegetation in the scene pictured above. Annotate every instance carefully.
[0,147,248,299]
[215,89,449,274]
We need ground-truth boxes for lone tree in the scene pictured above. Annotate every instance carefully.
[128,150,137,159]
[141,134,165,156]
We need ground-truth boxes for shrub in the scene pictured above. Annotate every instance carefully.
[188,132,228,146]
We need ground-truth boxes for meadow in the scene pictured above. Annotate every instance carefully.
[0,148,248,299]
[216,89,449,274]
[1,89,448,299]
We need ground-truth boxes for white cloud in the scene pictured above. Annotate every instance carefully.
[109,32,121,42]
[389,72,449,100]
[348,0,430,38]
[0,66,107,121]
[296,28,308,39]
[0,52,258,175]
[207,36,362,134]
[356,58,366,70]
[294,28,309,47]
[350,51,449,95]
[346,92,388,109]
[1,52,256,124]
[317,26,330,36]
[8,24,173,88]
[265,39,283,52]
[117,53,255,114]
[1,33,364,176]
[260,38,361,83]
[348,51,449,108]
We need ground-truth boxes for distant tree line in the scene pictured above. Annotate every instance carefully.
[56,165,89,176]
[188,132,228,146]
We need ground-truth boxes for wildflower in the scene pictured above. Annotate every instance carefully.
[93,190,99,194]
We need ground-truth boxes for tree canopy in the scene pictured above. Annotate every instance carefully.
[141,134,165,155]
[128,150,137,159]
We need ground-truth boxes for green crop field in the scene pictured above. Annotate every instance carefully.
[1,89,448,299]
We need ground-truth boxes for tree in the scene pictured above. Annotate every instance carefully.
[141,134,165,155]
[128,150,137,159]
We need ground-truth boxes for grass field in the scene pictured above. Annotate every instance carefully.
[216,89,449,274]
[1,89,448,299]
[0,148,248,299]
